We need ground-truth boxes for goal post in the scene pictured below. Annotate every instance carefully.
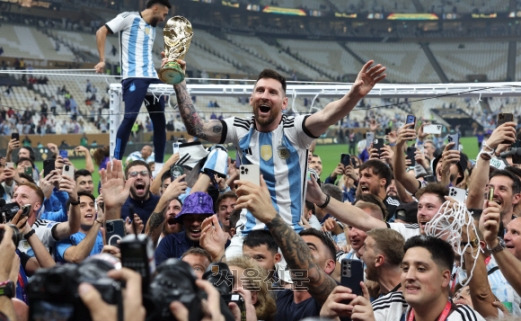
[108,81,521,158]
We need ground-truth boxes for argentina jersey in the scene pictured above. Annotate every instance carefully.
[105,11,158,79]
[222,114,315,234]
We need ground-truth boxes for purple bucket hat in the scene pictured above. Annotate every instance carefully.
[176,192,214,221]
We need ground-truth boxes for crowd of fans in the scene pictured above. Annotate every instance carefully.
[3,61,521,321]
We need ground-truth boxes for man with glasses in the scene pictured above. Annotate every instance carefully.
[121,160,160,225]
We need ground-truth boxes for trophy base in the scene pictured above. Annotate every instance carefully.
[159,61,185,84]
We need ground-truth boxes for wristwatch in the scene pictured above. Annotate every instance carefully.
[487,237,506,253]
[0,281,15,298]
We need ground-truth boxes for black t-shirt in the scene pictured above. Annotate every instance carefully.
[275,289,320,321]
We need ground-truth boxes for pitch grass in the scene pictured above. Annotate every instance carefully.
[34,136,480,196]
[314,136,480,181]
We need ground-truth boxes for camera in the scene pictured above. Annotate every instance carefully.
[0,202,21,223]
[203,262,246,321]
[0,224,22,247]
[27,257,122,321]
[145,259,204,321]
[120,233,155,293]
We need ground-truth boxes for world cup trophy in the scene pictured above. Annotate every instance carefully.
[159,16,193,84]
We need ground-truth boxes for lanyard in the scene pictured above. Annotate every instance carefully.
[407,301,452,321]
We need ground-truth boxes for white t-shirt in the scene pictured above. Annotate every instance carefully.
[105,11,158,79]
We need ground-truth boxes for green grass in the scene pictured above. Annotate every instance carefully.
[314,136,480,181]
[35,136,480,195]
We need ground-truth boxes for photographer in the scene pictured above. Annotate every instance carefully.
[10,206,56,275]
[13,182,80,272]
[79,267,233,321]
[79,268,146,321]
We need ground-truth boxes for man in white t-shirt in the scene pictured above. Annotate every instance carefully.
[95,0,170,168]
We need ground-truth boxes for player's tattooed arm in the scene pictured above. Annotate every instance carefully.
[174,82,223,143]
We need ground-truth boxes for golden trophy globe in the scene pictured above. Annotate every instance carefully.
[159,16,193,84]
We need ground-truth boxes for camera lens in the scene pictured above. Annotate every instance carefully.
[45,273,68,295]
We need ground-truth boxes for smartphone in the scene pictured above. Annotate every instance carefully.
[373,138,384,153]
[24,166,33,177]
[43,159,55,177]
[170,165,184,181]
[62,164,75,179]
[172,142,180,155]
[498,113,514,126]
[240,164,260,186]
[406,146,416,166]
[449,187,466,203]
[447,133,460,151]
[59,150,68,159]
[307,168,319,182]
[406,114,416,126]
[365,132,374,148]
[340,154,351,166]
[488,186,494,202]
[5,162,14,169]
[119,234,155,293]
[423,124,442,135]
[105,219,125,246]
[235,155,242,169]
[340,259,364,297]
[11,132,19,141]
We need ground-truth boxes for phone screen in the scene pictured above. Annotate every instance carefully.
[406,115,416,125]
[498,113,514,126]
[340,154,351,166]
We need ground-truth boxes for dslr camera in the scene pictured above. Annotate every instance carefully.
[0,202,31,223]
[145,258,204,321]
[0,202,20,223]
[0,224,22,247]
[27,257,122,321]
[203,262,246,321]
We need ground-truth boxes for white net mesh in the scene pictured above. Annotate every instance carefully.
[424,200,480,287]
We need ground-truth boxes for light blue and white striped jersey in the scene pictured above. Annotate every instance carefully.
[221,114,315,234]
[487,256,521,315]
[105,11,158,79]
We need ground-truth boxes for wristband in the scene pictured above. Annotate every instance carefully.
[69,198,80,206]
[317,194,331,209]
[478,149,494,161]
[24,229,35,240]
[95,219,104,225]
[482,142,495,152]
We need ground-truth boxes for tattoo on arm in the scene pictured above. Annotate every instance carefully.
[146,211,165,247]
[148,212,164,230]
[266,216,337,305]
[174,83,223,141]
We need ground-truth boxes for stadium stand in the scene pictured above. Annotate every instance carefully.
[0,0,520,138]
